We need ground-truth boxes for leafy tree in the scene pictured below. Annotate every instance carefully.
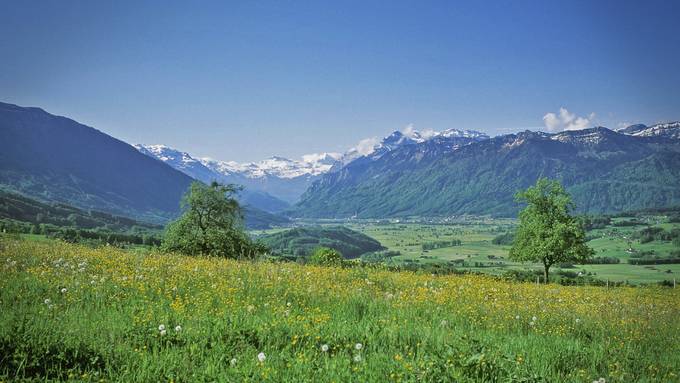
[309,247,344,267]
[162,182,266,259]
[509,178,593,283]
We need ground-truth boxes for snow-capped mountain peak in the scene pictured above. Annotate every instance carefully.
[617,121,680,139]
[438,128,488,139]
[134,144,203,171]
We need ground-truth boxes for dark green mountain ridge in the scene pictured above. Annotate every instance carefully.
[294,126,680,218]
[0,102,289,229]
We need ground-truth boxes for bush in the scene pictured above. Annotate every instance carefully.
[309,247,344,267]
[491,232,514,245]
[581,256,620,265]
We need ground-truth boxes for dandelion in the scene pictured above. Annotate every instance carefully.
[321,344,329,352]
[532,316,537,322]
[355,343,363,350]
[160,329,167,336]
[515,315,520,320]
[60,288,67,294]
[174,325,182,332]
[44,298,51,305]
[230,358,237,366]
[575,318,581,323]
[353,355,362,363]
[257,352,266,362]
[158,324,165,331]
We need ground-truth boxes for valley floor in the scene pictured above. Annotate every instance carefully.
[1,237,679,382]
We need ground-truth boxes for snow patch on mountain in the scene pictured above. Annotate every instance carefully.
[199,153,342,179]
[618,121,680,139]
[136,126,490,181]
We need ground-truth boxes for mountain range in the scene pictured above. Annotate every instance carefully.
[294,123,680,218]
[135,128,490,205]
[2,100,679,224]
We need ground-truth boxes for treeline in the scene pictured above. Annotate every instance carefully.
[632,226,680,245]
[0,190,161,231]
[0,217,161,247]
[421,239,461,251]
[627,250,680,265]
[492,232,514,245]
[580,256,620,264]
[580,215,612,230]
[0,190,163,247]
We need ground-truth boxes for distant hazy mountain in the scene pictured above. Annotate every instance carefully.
[136,128,490,205]
[136,144,342,204]
[134,144,290,213]
[294,125,680,218]
[0,102,289,229]
[617,121,680,139]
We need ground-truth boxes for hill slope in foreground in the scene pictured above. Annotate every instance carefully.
[1,237,678,382]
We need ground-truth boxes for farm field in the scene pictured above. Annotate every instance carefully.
[338,214,680,285]
[2,237,680,382]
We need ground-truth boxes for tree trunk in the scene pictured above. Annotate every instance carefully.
[543,262,550,284]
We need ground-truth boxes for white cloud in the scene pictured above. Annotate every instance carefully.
[352,137,380,156]
[301,152,342,164]
[401,123,437,140]
[542,107,595,132]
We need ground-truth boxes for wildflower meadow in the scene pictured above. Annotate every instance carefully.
[1,238,679,382]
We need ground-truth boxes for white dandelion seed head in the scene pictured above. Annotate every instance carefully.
[60,288,67,294]
[230,358,237,366]
[321,344,329,352]
[158,324,165,331]
[532,316,537,322]
[355,343,363,351]
[257,352,266,362]
[160,329,167,336]
[353,355,362,363]
[44,298,51,305]
[174,325,182,332]
[515,315,520,320]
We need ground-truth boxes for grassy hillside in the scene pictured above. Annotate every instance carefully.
[257,226,385,259]
[1,238,679,382]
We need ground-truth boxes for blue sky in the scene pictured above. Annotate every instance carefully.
[1,1,679,162]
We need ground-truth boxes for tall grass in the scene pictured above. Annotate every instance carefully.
[1,237,679,382]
